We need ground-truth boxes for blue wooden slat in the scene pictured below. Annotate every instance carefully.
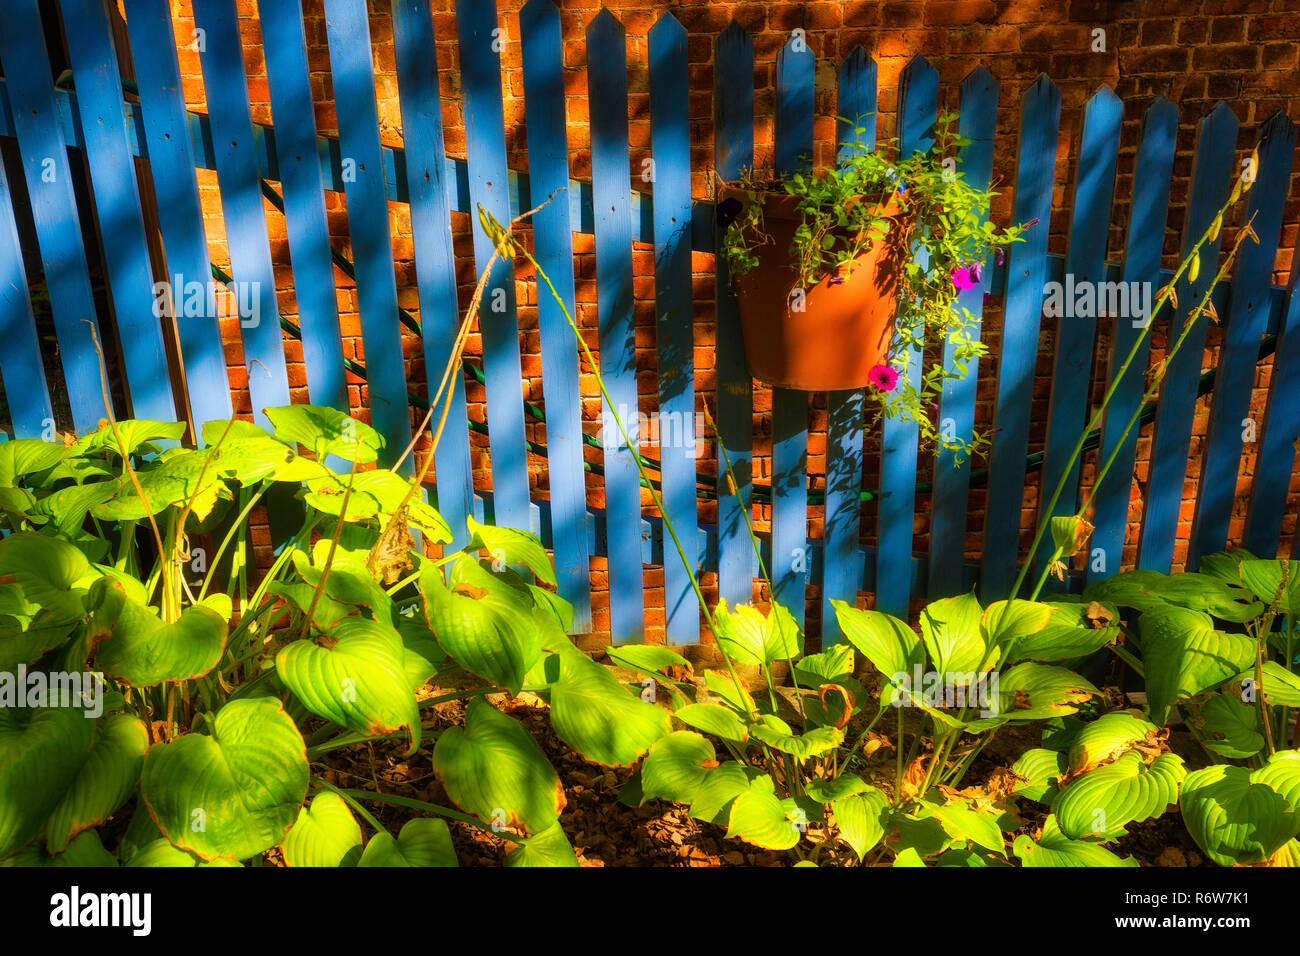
[821,46,876,642]
[1137,102,1238,573]
[980,75,1061,599]
[0,150,55,436]
[122,0,231,432]
[520,0,591,631]
[1189,111,1297,567]
[392,0,475,554]
[928,65,997,599]
[875,55,937,616]
[0,0,107,434]
[770,37,814,632]
[713,21,755,611]
[192,0,290,429]
[260,0,346,412]
[587,9,643,643]
[1245,275,1300,557]
[455,0,530,528]
[322,0,413,470]
[648,11,697,644]
[1035,84,1122,590]
[61,0,176,424]
[1089,98,1178,584]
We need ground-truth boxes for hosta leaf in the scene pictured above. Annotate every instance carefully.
[981,599,1053,649]
[713,599,801,666]
[265,405,382,463]
[923,796,1006,855]
[919,591,989,680]
[505,820,579,867]
[1009,748,1069,803]
[640,731,717,804]
[29,479,121,535]
[466,517,556,586]
[688,761,763,825]
[125,838,240,867]
[831,787,889,860]
[1067,710,1160,775]
[1180,760,1300,866]
[268,581,352,632]
[0,439,65,486]
[1201,693,1264,759]
[0,702,93,858]
[87,580,226,687]
[3,829,119,868]
[749,715,844,760]
[672,703,749,742]
[1235,559,1300,616]
[606,643,690,678]
[793,643,856,684]
[833,601,924,687]
[1012,816,1138,867]
[548,652,669,766]
[91,449,229,522]
[277,617,420,754]
[304,470,449,541]
[0,531,90,606]
[1235,661,1300,707]
[358,819,456,867]
[703,669,756,715]
[1139,606,1255,724]
[281,792,363,867]
[1084,570,1262,622]
[292,553,393,622]
[420,558,544,695]
[44,712,148,853]
[394,612,445,691]
[141,698,309,861]
[726,777,801,850]
[1003,601,1121,664]
[995,662,1101,721]
[1054,751,1185,840]
[432,698,564,835]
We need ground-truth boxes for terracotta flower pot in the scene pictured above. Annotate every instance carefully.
[721,186,914,391]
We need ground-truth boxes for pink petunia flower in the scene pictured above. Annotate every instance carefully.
[868,364,899,392]
[951,262,982,291]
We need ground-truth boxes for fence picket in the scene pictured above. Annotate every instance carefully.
[61,0,176,425]
[648,11,698,644]
[0,153,54,437]
[122,0,232,432]
[821,47,876,642]
[1137,102,1238,573]
[1245,278,1300,557]
[1035,85,1122,591]
[875,55,937,617]
[192,0,290,429]
[0,0,107,434]
[1188,111,1297,567]
[713,22,756,611]
[771,38,815,632]
[520,0,592,630]
[588,9,644,643]
[260,0,347,413]
[928,65,997,599]
[1089,98,1178,584]
[980,75,1061,600]
[455,0,530,528]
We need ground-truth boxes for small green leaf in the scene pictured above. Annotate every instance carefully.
[505,820,578,867]
[1012,816,1138,867]
[640,731,717,804]
[281,793,363,867]
[358,818,457,867]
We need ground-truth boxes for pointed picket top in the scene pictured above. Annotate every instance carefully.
[1257,106,1299,146]
[900,53,938,87]
[961,62,996,97]
[1086,82,1122,113]
[1143,95,1179,128]
[650,9,684,43]
[841,44,875,74]
[521,0,559,25]
[1200,99,1240,139]
[718,18,752,45]
[587,6,624,42]
[898,54,939,155]
[837,45,877,159]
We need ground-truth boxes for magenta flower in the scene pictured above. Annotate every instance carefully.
[951,262,982,291]
[868,364,899,392]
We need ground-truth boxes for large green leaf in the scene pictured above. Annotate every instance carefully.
[304,470,450,541]
[265,405,382,463]
[432,698,564,835]
[420,558,544,695]
[726,777,802,850]
[548,652,669,766]
[44,712,147,853]
[0,439,66,487]
[504,820,579,867]
[923,796,1006,856]
[0,702,94,858]
[87,580,226,687]
[358,819,457,867]
[0,531,89,606]
[141,698,309,861]
[672,703,749,743]
[28,479,121,535]
[278,617,420,755]
[919,591,990,681]
[1085,570,1263,622]
[1237,661,1300,707]
[640,731,717,804]
[606,643,691,678]
[688,761,763,825]
[994,662,1100,721]
[1053,751,1185,840]
[1235,559,1300,616]
[201,419,324,485]
[833,601,924,689]
[1139,605,1255,724]
[1180,759,1300,866]
[1200,693,1264,760]
[91,449,230,522]
[749,715,843,760]
[1012,816,1138,867]
[713,599,801,666]
[981,599,1054,650]
[831,787,889,860]
[1009,748,1069,803]
[1067,710,1159,775]
[281,792,363,867]
[466,517,556,586]
[1002,601,1121,664]
[125,838,241,867]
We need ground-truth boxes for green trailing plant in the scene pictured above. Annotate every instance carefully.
[719,111,1026,459]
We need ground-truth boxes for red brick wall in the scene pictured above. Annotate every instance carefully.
[150,0,1300,644]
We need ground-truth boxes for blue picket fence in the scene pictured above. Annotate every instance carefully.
[1,1,1298,648]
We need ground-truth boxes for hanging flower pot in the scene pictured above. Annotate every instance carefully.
[719,185,914,391]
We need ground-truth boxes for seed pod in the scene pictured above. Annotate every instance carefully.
[1189,252,1201,283]
[1209,212,1223,242]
